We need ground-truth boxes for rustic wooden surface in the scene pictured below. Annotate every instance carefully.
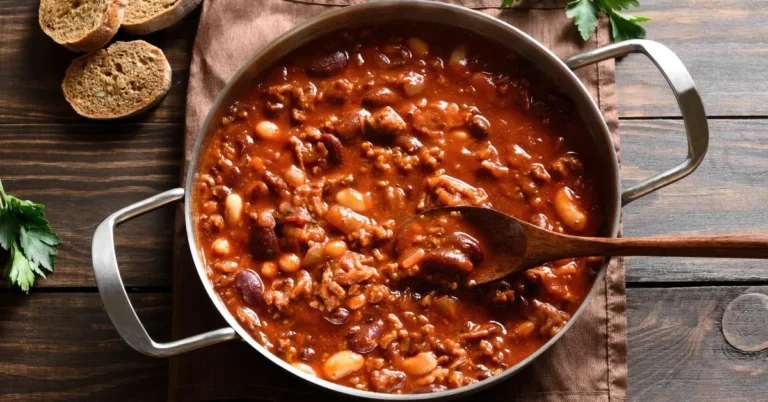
[1,0,767,400]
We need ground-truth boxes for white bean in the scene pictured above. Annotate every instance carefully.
[224,193,243,226]
[402,352,438,376]
[406,37,429,57]
[278,253,301,273]
[284,165,307,188]
[323,350,364,380]
[335,188,369,213]
[292,362,317,376]
[554,186,587,232]
[449,44,468,66]
[212,238,230,256]
[402,72,425,97]
[255,121,281,140]
[261,261,278,279]
[323,240,348,259]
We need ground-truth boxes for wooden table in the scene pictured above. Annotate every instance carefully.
[1,1,767,400]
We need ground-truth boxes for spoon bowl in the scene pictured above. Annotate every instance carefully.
[398,206,768,285]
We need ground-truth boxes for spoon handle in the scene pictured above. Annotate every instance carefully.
[553,235,768,259]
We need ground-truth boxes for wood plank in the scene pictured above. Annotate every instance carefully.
[0,293,169,402]
[0,1,199,124]
[617,0,768,117]
[620,119,768,282]
[627,286,768,401]
[1,0,764,121]
[2,287,765,401]
[0,124,182,287]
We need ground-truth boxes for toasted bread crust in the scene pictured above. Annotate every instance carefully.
[123,0,202,35]
[39,0,127,53]
[62,40,172,119]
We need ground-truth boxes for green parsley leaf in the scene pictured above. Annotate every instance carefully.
[512,0,649,42]
[0,177,61,292]
[609,10,649,41]
[4,241,36,293]
[566,0,599,41]
[20,225,61,272]
[600,0,640,11]
[0,209,19,250]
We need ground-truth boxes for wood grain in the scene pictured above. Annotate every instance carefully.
[0,293,169,402]
[1,288,765,401]
[0,124,182,287]
[616,0,768,117]
[627,286,768,402]
[0,0,763,121]
[620,119,768,282]
[0,1,199,124]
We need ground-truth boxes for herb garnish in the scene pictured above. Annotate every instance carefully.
[502,0,649,42]
[0,178,62,292]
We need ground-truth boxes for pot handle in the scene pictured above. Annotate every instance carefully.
[565,39,709,206]
[92,188,238,357]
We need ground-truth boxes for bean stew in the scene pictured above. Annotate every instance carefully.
[194,24,607,394]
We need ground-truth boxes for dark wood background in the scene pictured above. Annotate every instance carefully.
[1,0,767,400]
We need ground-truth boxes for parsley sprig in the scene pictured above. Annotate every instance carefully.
[0,178,62,292]
[502,0,649,42]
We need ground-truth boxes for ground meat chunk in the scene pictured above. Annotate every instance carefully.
[551,153,584,178]
[365,106,407,143]
[324,78,355,103]
[412,101,467,137]
[318,268,346,310]
[371,369,407,393]
[424,175,491,208]
[333,252,378,285]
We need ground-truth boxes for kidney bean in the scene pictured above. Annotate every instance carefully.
[320,133,343,164]
[250,226,280,260]
[335,109,370,141]
[422,249,474,274]
[362,87,400,107]
[299,347,316,361]
[394,135,423,154]
[308,50,349,76]
[348,320,384,354]
[451,232,484,264]
[469,114,491,139]
[235,270,265,306]
[325,307,350,325]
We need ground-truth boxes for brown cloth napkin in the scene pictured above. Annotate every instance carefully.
[169,1,626,401]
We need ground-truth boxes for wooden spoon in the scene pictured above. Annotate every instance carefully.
[399,206,768,285]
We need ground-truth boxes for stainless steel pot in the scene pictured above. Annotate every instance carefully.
[91,1,709,399]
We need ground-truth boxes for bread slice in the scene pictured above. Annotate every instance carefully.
[62,40,172,119]
[39,0,127,52]
[123,0,202,35]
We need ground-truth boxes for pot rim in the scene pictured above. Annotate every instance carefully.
[183,1,621,400]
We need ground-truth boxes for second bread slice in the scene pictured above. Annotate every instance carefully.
[62,40,172,120]
[39,0,127,52]
[123,0,202,35]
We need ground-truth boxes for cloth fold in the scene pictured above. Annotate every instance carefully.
[170,1,627,400]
